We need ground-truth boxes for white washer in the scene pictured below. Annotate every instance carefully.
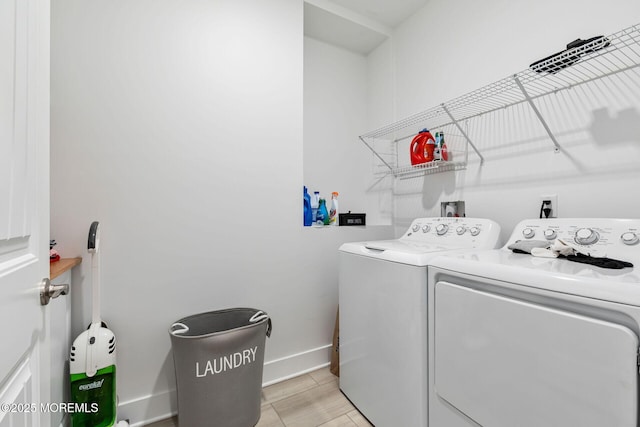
[339,217,501,427]
[428,218,640,427]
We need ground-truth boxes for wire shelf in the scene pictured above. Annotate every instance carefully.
[359,22,640,179]
[392,159,468,180]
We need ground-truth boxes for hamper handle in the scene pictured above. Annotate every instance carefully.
[249,311,272,338]
[249,311,268,323]
[170,322,189,335]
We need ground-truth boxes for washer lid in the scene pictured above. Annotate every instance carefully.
[340,239,463,266]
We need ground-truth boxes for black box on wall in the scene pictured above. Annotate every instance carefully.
[338,213,366,226]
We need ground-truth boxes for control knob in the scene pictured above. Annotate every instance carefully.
[543,229,557,240]
[621,232,639,245]
[574,228,599,245]
[469,227,481,236]
[412,224,420,232]
[522,228,536,239]
[436,224,449,235]
[422,225,431,233]
[456,226,466,235]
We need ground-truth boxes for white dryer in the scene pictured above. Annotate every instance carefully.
[428,218,640,427]
[339,217,501,427]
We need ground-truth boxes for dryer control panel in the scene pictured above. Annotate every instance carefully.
[510,218,640,262]
[403,217,501,249]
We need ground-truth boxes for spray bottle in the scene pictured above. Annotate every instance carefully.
[440,131,449,161]
[317,199,329,225]
[303,187,312,226]
[433,133,442,161]
[311,191,320,223]
[329,192,339,226]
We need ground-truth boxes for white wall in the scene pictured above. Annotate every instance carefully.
[304,36,393,225]
[369,0,640,240]
[51,0,392,424]
[50,0,640,423]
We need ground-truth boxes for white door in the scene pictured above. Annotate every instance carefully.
[0,0,51,425]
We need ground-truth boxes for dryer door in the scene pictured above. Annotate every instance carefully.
[434,281,638,427]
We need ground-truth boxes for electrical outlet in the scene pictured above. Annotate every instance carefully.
[539,194,558,218]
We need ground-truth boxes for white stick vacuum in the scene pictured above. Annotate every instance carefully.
[69,222,129,427]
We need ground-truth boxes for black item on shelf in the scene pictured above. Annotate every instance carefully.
[339,212,366,226]
[530,35,610,74]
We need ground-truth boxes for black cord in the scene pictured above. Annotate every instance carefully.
[539,200,552,218]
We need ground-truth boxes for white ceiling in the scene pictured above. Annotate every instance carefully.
[304,0,427,55]
[324,0,428,29]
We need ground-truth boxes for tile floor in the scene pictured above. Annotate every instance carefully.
[145,367,372,427]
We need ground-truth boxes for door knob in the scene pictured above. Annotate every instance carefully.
[40,278,69,306]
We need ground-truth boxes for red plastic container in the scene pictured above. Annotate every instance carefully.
[410,129,435,165]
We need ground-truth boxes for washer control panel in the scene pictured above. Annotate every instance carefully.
[403,217,501,248]
[510,218,640,261]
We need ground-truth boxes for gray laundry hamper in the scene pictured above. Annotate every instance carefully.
[169,308,272,427]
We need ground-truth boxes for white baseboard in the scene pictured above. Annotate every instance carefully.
[119,344,332,426]
[262,343,332,386]
[118,388,177,427]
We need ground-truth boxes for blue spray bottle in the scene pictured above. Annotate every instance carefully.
[303,187,312,226]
